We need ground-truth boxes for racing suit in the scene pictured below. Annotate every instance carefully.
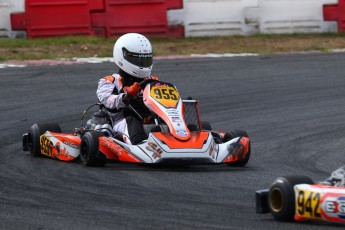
[97,69,155,145]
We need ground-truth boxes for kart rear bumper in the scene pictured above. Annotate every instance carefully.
[255,189,269,214]
[22,133,29,151]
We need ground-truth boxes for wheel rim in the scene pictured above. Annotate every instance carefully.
[269,188,284,212]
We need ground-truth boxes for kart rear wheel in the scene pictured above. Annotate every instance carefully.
[224,130,250,167]
[268,175,314,222]
[80,131,107,167]
[28,123,61,157]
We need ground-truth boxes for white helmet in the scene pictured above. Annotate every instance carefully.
[113,33,153,78]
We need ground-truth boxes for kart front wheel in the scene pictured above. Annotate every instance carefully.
[80,131,107,167]
[268,175,313,221]
[224,130,250,167]
[28,123,61,157]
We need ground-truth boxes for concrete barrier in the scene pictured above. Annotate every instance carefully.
[0,0,25,38]
[178,0,338,37]
[259,0,338,34]
[183,0,259,37]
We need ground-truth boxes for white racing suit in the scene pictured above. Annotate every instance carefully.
[96,73,150,145]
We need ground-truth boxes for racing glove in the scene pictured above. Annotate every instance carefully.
[125,82,141,97]
[122,82,141,105]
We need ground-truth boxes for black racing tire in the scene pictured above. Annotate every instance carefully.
[27,123,61,157]
[187,124,198,132]
[223,130,248,141]
[268,175,314,222]
[201,121,212,131]
[80,131,107,167]
[224,130,250,167]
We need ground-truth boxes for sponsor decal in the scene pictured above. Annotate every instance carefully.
[209,143,215,159]
[146,142,163,159]
[63,141,78,149]
[101,138,122,157]
[172,117,182,122]
[176,130,188,137]
[52,141,70,158]
[321,194,345,221]
[167,111,179,115]
[153,83,169,89]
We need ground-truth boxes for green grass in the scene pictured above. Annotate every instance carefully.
[1,33,345,61]
[0,36,109,47]
[0,33,344,47]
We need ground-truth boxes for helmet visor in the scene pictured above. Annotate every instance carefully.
[123,48,153,68]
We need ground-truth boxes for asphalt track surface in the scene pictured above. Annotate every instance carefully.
[1,52,345,230]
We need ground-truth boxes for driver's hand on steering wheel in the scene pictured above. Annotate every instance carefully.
[122,82,141,105]
[125,82,141,97]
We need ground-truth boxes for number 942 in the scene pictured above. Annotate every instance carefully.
[296,190,321,218]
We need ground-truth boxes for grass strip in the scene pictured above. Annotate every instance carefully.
[0,33,345,61]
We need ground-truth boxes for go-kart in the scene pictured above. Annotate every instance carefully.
[256,166,345,224]
[22,79,251,167]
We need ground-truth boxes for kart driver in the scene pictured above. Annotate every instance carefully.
[96,33,158,145]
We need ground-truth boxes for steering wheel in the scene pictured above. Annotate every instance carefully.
[139,78,158,89]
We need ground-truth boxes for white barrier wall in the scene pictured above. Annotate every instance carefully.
[0,0,25,37]
[178,0,338,37]
[259,0,338,34]
[182,0,259,37]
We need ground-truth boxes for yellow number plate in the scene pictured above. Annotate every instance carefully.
[296,188,322,219]
[40,135,52,157]
[150,84,180,108]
